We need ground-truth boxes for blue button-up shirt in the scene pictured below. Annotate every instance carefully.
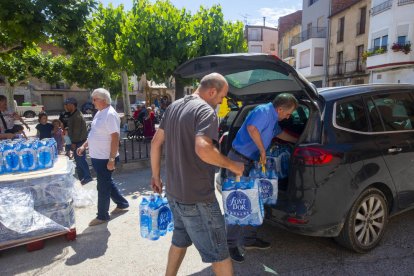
[232,103,281,160]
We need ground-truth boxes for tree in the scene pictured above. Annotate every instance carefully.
[0,0,96,54]
[0,45,62,110]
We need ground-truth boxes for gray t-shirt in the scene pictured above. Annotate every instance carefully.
[160,95,218,204]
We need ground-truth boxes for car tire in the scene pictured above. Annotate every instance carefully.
[23,111,36,118]
[335,188,388,253]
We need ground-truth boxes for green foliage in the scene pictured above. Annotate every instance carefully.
[0,0,96,53]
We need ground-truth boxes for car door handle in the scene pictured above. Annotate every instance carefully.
[388,147,402,153]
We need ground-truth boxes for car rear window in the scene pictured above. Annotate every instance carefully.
[225,69,291,89]
[335,97,369,132]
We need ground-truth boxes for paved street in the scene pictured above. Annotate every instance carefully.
[0,164,414,275]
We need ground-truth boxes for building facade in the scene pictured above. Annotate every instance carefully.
[328,0,371,86]
[292,0,331,87]
[245,25,279,55]
[278,10,302,68]
[366,0,414,84]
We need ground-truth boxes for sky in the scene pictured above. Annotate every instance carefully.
[99,0,303,27]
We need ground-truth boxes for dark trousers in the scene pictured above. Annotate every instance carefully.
[226,150,259,248]
[73,141,92,180]
[91,158,129,220]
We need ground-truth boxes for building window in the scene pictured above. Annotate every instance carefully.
[373,35,388,51]
[250,45,262,53]
[337,17,345,43]
[314,48,324,66]
[397,36,407,45]
[306,23,312,40]
[356,45,364,71]
[299,50,310,69]
[309,0,318,6]
[357,7,366,35]
[337,51,344,75]
[317,16,324,31]
[248,29,261,41]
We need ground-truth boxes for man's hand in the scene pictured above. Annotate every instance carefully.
[259,150,266,166]
[76,146,85,156]
[229,161,244,177]
[107,160,115,171]
[151,177,163,194]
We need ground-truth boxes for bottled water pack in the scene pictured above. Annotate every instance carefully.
[249,158,279,206]
[222,177,264,226]
[139,194,174,240]
[266,144,291,179]
[0,138,57,174]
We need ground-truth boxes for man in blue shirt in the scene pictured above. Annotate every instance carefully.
[227,93,298,263]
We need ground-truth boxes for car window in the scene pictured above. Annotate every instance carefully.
[335,97,368,132]
[291,105,309,124]
[225,69,291,89]
[367,92,414,132]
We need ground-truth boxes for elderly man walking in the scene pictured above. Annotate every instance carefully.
[65,97,93,185]
[77,89,129,226]
[151,73,244,276]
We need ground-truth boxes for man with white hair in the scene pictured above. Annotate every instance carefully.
[77,88,129,227]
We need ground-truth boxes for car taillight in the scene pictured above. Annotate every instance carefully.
[287,217,308,224]
[293,147,333,165]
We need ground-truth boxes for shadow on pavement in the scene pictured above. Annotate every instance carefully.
[65,225,110,266]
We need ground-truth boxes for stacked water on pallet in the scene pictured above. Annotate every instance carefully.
[0,159,76,249]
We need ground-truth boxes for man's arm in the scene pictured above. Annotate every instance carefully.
[13,113,30,131]
[195,135,244,176]
[276,131,298,143]
[150,129,165,193]
[246,125,266,165]
[107,132,119,171]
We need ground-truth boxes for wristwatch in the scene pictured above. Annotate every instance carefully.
[109,157,116,162]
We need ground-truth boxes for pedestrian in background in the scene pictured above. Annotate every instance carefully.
[78,88,129,227]
[65,97,92,185]
[151,73,244,276]
[36,113,53,139]
[52,119,64,154]
[0,95,30,134]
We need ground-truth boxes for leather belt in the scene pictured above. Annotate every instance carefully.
[230,147,253,162]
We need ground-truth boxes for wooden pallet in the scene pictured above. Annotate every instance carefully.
[0,228,76,252]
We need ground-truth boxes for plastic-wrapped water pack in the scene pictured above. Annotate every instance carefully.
[222,177,264,226]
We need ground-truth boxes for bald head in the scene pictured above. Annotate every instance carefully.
[195,73,228,108]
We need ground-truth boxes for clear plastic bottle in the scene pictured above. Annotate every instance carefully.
[139,197,150,239]
[3,141,20,172]
[37,139,53,169]
[0,142,4,175]
[19,141,38,171]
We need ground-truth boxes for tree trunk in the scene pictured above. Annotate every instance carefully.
[121,71,132,117]
[174,76,185,100]
[5,81,16,112]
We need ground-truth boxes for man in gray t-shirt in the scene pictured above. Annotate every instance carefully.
[151,73,244,275]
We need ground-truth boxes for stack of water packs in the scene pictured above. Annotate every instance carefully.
[249,158,278,206]
[222,177,264,226]
[0,138,58,175]
[0,160,76,249]
[139,193,174,240]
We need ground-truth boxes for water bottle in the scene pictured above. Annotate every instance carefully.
[0,142,4,175]
[139,197,150,239]
[3,141,20,172]
[279,148,291,179]
[163,198,174,233]
[37,140,53,169]
[19,141,38,171]
[157,197,172,236]
[147,194,163,240]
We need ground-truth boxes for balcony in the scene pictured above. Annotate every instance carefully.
[329,60,366,76]
[398,0,414,6]
[282,48,295,59]
[371,0,392,16]
[291,27,327,47]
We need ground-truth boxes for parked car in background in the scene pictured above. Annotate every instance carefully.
[131,100,146,112]
[175,53,414,253]
[81,101,97,115]
[14,100,44,118]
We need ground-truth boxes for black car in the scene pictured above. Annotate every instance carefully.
[174,53,414,253]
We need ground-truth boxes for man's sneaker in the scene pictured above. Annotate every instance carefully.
[81,178,93,185]
[244,238,271,250]
[229,247,245,263]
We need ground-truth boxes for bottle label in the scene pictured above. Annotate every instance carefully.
[259,179,273,200]
[158,206,171,231]
[225,191,252,219]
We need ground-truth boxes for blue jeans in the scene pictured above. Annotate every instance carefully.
[73,141,92,180]
[91,158,129,220]
[167,196,229,263]
[226,150,258,248]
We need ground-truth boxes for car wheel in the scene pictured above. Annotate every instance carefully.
[335,188,388,253]
[23,111,36,118]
